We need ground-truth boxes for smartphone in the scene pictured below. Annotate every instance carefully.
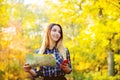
[62,59,68,64]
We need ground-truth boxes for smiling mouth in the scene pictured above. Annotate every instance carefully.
[54,35,59,38]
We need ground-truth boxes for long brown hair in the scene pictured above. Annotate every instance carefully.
[39,23,66,59]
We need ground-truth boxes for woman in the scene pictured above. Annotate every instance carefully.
[24,23,72,80]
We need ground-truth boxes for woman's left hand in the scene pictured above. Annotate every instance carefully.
[60,62,71,74]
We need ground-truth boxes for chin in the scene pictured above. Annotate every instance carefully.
[53,39,59,42]
[54,40,59,42]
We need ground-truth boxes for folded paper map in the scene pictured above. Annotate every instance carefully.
[26,54,56,67]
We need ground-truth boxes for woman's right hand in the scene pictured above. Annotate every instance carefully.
[23,63,37,77]
[23,63,31,72]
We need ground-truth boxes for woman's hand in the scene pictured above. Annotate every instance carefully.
[23,63,37,76]
[60,60,71,74]
[23,63,31,72]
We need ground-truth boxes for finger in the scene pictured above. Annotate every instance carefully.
[24,63,29,66]
[60,65,66,69]
[63,63,68,66]
[60,64,65,69]
[24,66,31,71]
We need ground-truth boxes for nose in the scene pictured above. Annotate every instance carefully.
[55,31,59,35]
[55,32,60,37]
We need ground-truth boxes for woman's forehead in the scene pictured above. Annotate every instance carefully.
[52,25,61,30]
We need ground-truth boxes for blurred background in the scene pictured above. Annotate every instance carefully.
[0,0,120,80]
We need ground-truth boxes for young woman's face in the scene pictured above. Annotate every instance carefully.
[50,25,61,42]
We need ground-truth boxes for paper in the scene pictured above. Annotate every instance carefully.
[26,53,56,67]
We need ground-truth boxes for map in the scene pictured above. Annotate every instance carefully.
[26,53,56,67]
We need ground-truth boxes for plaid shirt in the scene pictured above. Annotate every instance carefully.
[34,47,72,77]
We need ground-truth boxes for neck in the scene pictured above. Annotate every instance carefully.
[49,40,56,49]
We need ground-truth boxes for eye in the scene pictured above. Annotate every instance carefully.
[52,29,56,32]
[58,30,61,34]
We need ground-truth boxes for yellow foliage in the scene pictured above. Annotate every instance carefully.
[75,62,91,71]
[0,0,120,80]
